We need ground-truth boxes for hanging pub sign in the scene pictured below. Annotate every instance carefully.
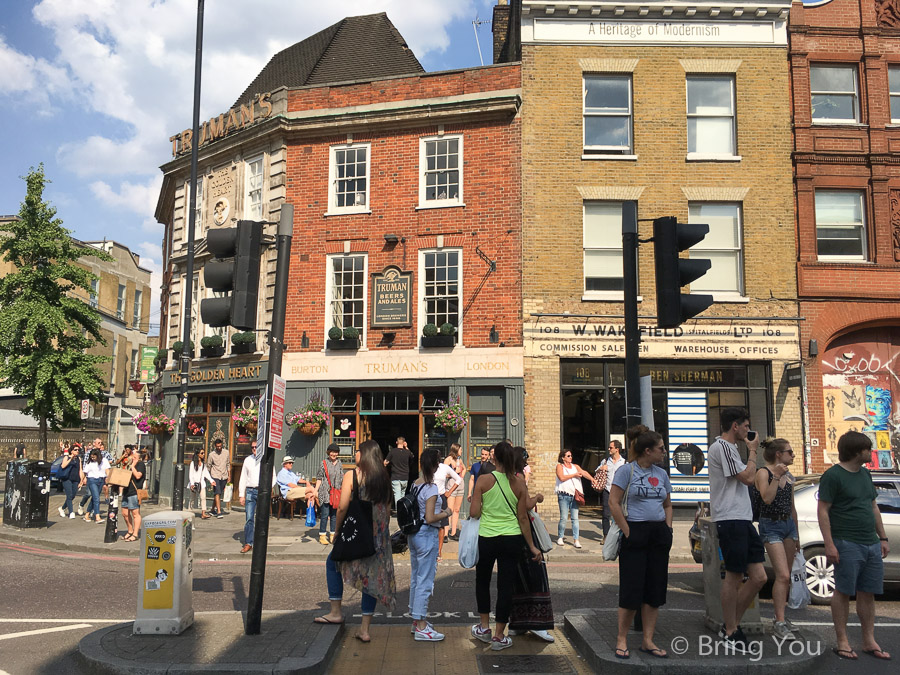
[371,265,413,327]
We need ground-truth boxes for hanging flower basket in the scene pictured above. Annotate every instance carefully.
[149,424,168,435]
[243,420,258,434]
[299,422,322,435]
[287,391,330,434]
[134,405,177,435]
[233,404,259,435]
[434,397,470,433]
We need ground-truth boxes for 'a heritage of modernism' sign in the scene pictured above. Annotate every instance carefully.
[371,266,412,327]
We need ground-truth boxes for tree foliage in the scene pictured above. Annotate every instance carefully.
[0,165,112,451]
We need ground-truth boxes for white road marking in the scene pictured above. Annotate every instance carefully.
[0,623,92,641]
[791,621,900,627]
[0,619,125,624]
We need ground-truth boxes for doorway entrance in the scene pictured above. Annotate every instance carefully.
[364,413,421,481]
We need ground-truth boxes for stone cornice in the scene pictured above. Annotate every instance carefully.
[522,1,790,21]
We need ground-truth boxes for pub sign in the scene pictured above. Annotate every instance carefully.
[371,266,412,327]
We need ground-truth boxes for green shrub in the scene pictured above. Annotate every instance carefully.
[342,326,360,340]
[231,331,256,345]
[328,326,343,340]
[200,335,223,349]
[422,323,438,337]
[439,322,456,336]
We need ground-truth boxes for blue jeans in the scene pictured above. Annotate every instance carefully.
[408,526,439,620]
[62,480,78,514]
[319,503,337,534]
[834,539,884,596]
[392,480,406,506]
[87,478,105,518]
[558,493,580,540]
[326,552,376,615]
[243,488,258,545]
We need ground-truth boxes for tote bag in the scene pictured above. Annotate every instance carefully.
[602,463,634,562]
[331,470,376,562]
[509,555,553,631]
[458,517,480,569]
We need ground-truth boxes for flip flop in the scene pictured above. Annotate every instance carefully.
[863,648,892,661]
[639,647,668,659]
[833,647,858,660]
[354,633,371,643]
[614,648,630,659]
[313,616,344,625]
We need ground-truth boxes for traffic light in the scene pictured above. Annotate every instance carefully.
[653,216,713,329]
[200,220,263,330]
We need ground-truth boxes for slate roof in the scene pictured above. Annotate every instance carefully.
[234,12,425,107]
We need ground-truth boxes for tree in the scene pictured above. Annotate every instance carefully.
[0,165,112,459]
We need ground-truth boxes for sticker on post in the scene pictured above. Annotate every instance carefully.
[147,546,160,560]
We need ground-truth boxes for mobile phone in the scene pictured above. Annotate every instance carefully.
[746,431,757,442]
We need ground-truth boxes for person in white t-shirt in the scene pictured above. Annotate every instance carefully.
[434,458,462,562]
[707,407,766,645]
[599,440,625,540]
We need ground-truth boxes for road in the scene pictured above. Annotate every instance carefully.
[0,541,899,674]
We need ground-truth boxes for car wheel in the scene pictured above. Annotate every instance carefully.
[804,546,834,605]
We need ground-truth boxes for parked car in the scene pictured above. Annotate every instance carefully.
[687,471,900,604]
[49,455,65,491]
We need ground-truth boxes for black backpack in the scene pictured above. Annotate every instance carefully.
[397,484,424,535]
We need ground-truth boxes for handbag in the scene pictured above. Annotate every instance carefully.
[602,463,635,562]
[331,470,376,562]
[574,489,585,505]
[591,465,607,492]
[458,517,480,568]
[323,460,341,510]
[509,555,554,631]
[390,529,409,555]
[305,501,317,527]
[529,510,554,553]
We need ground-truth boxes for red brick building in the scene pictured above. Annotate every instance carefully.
[154,14,522,501]
[791,0,900,471]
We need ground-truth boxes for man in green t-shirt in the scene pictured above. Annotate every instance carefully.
[817,431,891,661]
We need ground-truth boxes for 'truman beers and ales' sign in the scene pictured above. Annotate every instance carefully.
[169,93,273,156]
[371,266,412,327]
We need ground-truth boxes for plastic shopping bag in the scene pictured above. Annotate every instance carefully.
[305,502,317,527]
[458,517,480,569]
[788,551,810,610]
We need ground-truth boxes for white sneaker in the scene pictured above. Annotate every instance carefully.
[491,635,513,651]
[773,621,796,641]
[69,512,76,519]
[530,629,555,642]
[58,506,66,518]
[471,624,492,643]
[411,621,432,634]
[77,507,84,516]
[574,540,582,549]
[414,626,444,641]
[557,537,564,546]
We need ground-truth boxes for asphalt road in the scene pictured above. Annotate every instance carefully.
[1,541,899,674]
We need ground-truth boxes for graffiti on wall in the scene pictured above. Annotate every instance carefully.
[821,327,900,469]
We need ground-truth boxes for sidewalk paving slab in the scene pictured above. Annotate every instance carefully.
[77,611,341,675]
[564,607,830,674]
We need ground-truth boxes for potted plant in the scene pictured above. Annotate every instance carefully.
[134,404,177,435]
[153,351,168,371]
[326,325,361,351]
[231,330,257,354]
[286,391,330,435]
[172,340,194,360]
[433,397,469,433]
[232,403,259,434]
[421,322,455,348]
[200,335,225,358]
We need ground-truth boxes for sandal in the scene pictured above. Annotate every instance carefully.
[123,533,137,542]
[313,616,344,625]
[639,647,668,659]
[833,647,858,660]
[354,633,371,643]
[863,648,891,661]
[614,648,630,659]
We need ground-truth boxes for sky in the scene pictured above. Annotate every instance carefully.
[0,0,497,335]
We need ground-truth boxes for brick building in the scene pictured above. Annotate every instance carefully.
[790,0,900,472]
[514,0,802,506]
[154,13,522,504]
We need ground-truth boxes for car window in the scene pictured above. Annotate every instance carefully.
[875,481,900,514]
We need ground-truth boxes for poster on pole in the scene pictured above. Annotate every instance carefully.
[270,375,286,452]
[256,386,267,453]
[140,346,159,383]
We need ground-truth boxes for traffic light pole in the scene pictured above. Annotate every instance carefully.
[622,201,642,429]
[246,205,294,635]
[173,0,205,512]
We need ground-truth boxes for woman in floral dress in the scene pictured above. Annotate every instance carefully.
[315,439,395,643]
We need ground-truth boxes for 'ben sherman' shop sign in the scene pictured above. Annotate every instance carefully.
[530,18,785,46]
[525,322,800,360]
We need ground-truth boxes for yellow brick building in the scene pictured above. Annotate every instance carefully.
[517,1,802,508]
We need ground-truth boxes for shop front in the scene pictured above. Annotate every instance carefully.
[525,319,803,506]
[155,360,268,506]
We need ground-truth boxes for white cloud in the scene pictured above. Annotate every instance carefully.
[0,35,71,108]
[134,238,164,336]
[89,177,161,217]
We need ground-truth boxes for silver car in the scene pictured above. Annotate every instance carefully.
[780,471,900,604]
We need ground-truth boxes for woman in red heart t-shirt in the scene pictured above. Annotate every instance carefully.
[608,428,673,660]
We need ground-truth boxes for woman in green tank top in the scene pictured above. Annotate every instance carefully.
[468,442,542,651]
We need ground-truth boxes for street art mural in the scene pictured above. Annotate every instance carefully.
[821,327,900,469]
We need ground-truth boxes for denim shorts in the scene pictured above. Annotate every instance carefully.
[122,495,140,510]
[758,517,798,544]
[833,539,884,596]
[716,520,765,574]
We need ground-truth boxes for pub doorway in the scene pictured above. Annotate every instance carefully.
[366,413,421,482]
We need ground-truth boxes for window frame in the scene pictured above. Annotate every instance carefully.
[583,74,634,156]
[324,253,369,348]
[814,189,868,261]
[687,202,746,298]
[244,155,264,221]
[418,248,463,343]
[889,65,900,123]
[89,278,99,309]
[418,134,464,208]
[810,63,860,124]
[686,75,738,159]
[327,143,371,215]
[582,201,631,300]
[132,289,142,330]
[116,284,126,321]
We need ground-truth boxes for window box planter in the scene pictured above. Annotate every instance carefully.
[326,338,360,351]
[231,342,257,355]
[421,335,455,348]
[200,346,226,358]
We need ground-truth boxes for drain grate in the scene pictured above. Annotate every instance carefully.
[476,654,575,674]
[450,580,474,588]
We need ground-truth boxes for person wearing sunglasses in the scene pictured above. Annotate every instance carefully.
[754,438,799,641]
